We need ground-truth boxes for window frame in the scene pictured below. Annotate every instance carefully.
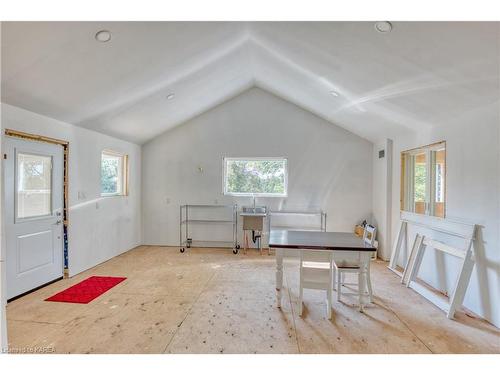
[100,150,129,197]
[15,150,54,222]
[400,141,446,218]
[222,157,288,197]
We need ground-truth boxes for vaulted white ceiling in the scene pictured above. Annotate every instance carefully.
[2,22,499,144]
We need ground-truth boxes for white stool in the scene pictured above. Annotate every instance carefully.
[334,261,373,311]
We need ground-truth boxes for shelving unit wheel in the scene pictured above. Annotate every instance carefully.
[233,248,239,254]
[180,248,185,253]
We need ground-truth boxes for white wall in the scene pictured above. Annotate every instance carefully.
[1,103,142,277]
[386,103,500,327]
[0,102,6,352]
[371,139,393,260]
[142,87,373,246]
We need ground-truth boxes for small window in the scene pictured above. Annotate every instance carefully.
[401,142,446,217]
[101,151,128,196]
[223,158,288,197]
[16,152,52,219]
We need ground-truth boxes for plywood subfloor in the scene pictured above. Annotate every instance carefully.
[6,246,500,354]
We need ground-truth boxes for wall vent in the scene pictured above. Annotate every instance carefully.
[378,149,385,158]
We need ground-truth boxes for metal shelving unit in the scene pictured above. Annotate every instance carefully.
[179,204,240,254]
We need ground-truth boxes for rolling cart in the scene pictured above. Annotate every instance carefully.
[179,204,240,254]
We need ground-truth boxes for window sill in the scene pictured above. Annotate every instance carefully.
[400,210,446,219]
[101,193,127,198]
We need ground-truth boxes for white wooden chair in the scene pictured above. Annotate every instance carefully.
[299,250,335,319]
[335,225,376,311]
[363,224,378,260]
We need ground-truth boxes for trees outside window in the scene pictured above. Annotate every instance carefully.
[101,151,128,196]
[223,158,287,197]
[401,142,446,218]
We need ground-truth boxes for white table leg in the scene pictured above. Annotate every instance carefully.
[358,253,370,312]
[275,248,284,308]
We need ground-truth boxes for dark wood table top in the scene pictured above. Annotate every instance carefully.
[268,230,376,251]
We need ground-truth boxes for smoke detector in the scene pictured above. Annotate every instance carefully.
[95,30,112,42]
[375,21,393,33]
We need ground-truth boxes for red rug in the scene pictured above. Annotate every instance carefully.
[45,276,127,304]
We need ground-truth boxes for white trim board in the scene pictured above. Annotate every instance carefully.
[399,211,475,239]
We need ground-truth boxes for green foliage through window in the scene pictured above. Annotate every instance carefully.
[19,154,51,190]
[414,163,426,202]
[101,153,122,195]
[224,159,287,196]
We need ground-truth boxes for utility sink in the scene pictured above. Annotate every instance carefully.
[240,206,266,231]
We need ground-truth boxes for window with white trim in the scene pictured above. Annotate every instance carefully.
[401,142,446,218]
[223,158,288,197]
[101,150,128,196]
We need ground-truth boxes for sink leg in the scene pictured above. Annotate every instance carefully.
[244,231,249,254]
[260,232,263,256]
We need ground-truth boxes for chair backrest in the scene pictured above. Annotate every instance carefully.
[300,250,333,264]
[363,225,377,246]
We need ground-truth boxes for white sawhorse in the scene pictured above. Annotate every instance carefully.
[388,211,477,319]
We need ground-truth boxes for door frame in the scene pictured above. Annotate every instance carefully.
[4,129,70,277]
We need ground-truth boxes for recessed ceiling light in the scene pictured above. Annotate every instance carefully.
[375,21,393,33]
[95,30,112,43]
[330,90,339,97]
[166,93,175,100]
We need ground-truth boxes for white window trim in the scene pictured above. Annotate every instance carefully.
[401,142,446,217]
[101,149,128,197]
[222,157,288,197]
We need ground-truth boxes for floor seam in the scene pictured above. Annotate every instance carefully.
[283,262,301,354]
[374,300,434,354]
[7,318,65,326]
[161,270,218,353]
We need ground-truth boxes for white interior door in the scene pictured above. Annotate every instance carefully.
[4,137,64,299]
